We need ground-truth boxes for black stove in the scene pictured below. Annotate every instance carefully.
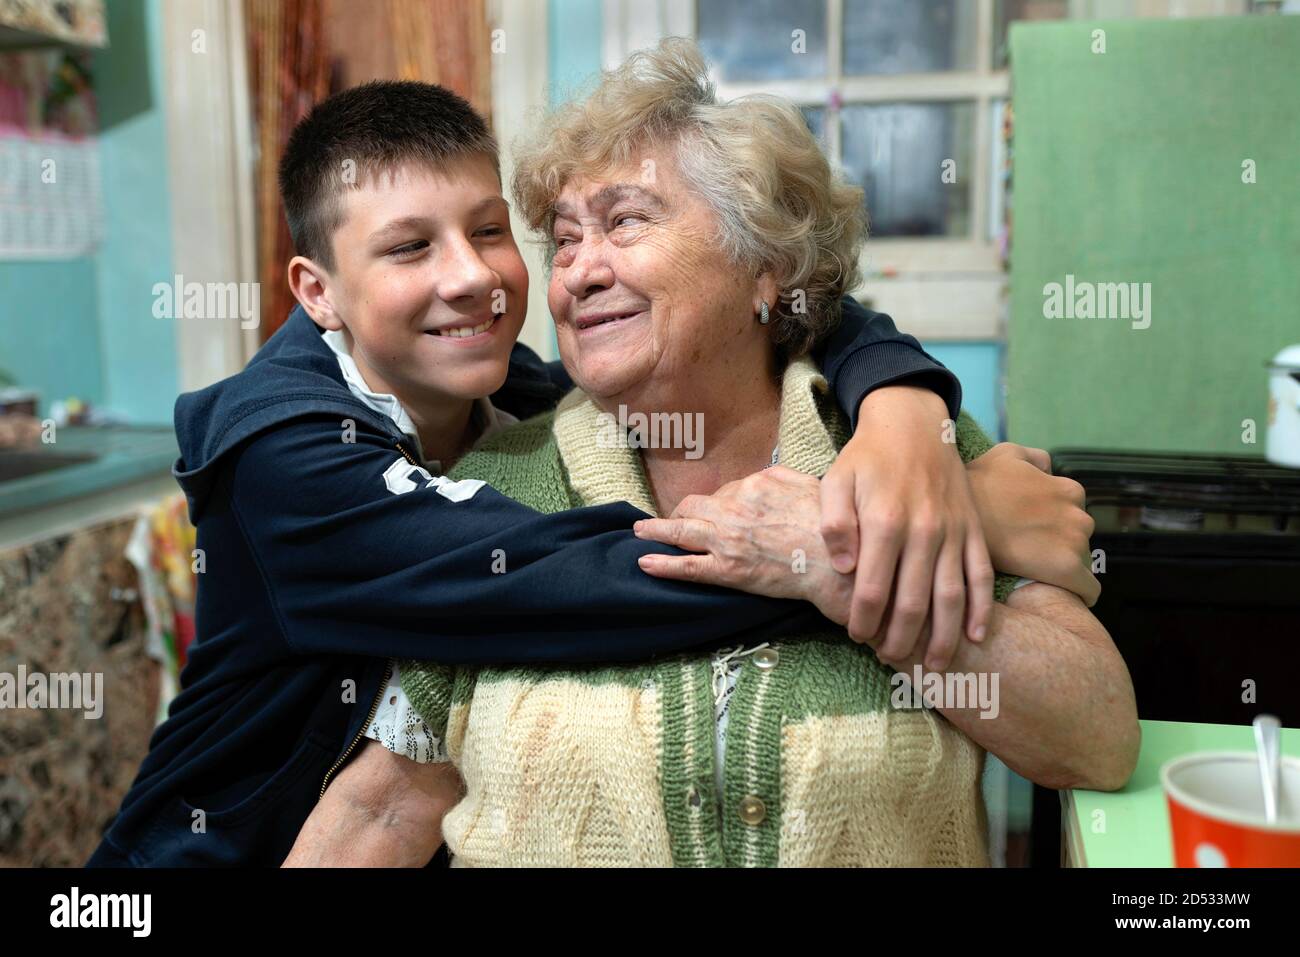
[1050,449,1300,727]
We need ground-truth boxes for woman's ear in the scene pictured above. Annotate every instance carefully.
[753,271,780,316]
[288,256,343,331]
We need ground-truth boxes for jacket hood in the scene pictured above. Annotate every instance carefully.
[172,306,398,523]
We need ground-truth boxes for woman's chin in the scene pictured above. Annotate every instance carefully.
[567,362,650,403]
[563,347,659,402]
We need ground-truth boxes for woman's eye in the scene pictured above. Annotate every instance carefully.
[552,241,577,267]
[613,213,644,228]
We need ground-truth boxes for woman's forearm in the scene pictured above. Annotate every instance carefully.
[283,740,459,867]
[886,583,1139,791]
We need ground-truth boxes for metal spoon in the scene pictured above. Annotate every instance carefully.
[1253,714,1282,823]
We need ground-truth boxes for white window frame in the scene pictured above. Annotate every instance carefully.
[488,0,558,361]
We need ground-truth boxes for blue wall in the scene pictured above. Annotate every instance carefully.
[549,0,604,106]
[93,0,176,424]
[0,0,175,424]
[924,341,1002,440]
[0,260,105,408]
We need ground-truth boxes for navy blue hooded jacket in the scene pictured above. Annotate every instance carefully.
[87,298,960,867]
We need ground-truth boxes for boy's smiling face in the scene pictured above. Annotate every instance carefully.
[293,155,527,408]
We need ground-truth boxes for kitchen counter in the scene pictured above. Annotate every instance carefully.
[0,426,178,551]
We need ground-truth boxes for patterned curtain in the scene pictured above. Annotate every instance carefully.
[244,0,331,341]
[244,0,491,340]
[389,0,493,122]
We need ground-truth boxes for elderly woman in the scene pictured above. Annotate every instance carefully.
[289,39,1138,867]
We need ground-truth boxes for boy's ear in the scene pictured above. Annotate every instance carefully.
[288,255,343,331]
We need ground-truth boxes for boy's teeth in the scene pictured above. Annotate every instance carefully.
[437,316,495,337]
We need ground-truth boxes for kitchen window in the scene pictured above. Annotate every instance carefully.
[686,0,1070,337]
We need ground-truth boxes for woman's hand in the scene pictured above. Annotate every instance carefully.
[635,466,855,632]
[966,442,1101,606]
[820,386,993,671]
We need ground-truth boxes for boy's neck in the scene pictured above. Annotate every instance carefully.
[406,397,478,471]
[342,332,479,470]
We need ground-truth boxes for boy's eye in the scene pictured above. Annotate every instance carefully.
[388,240,428,258]
[475,225,505,239]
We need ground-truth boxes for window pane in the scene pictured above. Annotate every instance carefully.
[840,102,974,238]
[989,99,1010,244]
[993,0,1069,69]
[843,0,976,76]
[696,0,827,81]
[801,106,828,151]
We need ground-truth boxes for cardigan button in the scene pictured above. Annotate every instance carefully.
[753,648,779,670]
[738,795,767,826]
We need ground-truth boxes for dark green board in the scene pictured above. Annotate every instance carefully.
[1007,16,1300,453]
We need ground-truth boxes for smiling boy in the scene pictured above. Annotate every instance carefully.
[88,80,982,867]
[290,155,527,467]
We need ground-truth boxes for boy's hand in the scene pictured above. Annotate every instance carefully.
[820,386,993,671]
[967,442,1101,606]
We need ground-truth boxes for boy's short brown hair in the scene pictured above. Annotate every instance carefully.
[278,80,499,270]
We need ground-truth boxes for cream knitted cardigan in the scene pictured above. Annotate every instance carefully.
[401,357,1013,867]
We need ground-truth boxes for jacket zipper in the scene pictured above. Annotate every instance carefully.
[319,658,393,801]
[394,440,419,467]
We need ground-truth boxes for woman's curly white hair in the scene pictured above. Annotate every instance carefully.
[512,37,867,356]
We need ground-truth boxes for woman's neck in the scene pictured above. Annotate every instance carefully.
[625,360,783,517]
[642,408,779,516]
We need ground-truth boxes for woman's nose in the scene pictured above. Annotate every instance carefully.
[561,234,616,298]
[435,237,499,302]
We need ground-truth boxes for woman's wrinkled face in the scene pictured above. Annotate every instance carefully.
[546,148,764,407]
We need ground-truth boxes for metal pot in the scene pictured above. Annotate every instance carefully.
[1266,344,1300,469]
